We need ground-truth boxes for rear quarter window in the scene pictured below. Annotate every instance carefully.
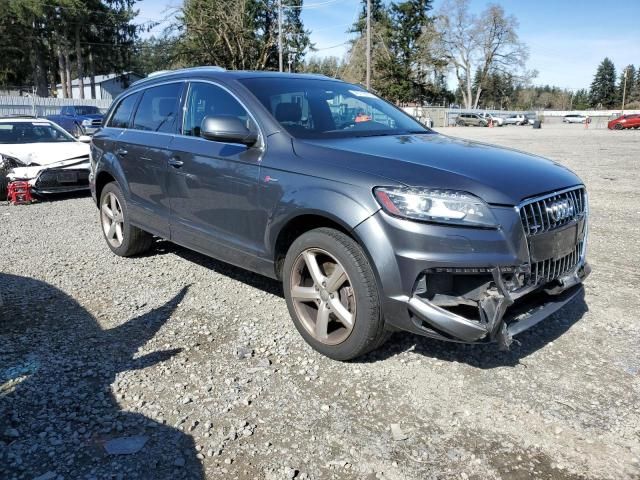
[108,93,141,129]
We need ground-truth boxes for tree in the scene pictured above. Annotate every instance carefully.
[572,89,590,110]
[435,0,528,109]
[589,57,617,109]
[175,0,311,71]
[301,56,342,77]
[618,64,636,107]
[0,0,139,97]
[131,37,179,76]
[342,0,393,89]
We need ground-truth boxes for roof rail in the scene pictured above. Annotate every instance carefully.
[131,66,227,87]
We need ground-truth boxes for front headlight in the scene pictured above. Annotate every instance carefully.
[82,119,92,126]
[374,187,498,227]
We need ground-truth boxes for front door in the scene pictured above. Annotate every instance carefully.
[167,81,264,267]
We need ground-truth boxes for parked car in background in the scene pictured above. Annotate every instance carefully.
[563,114,587,124]
[503,114,528,126]
[456,113,488,127]
[608,113,640,130]
[479,113,504,126]
[46,105,104,137]
[0,117,91,199]
[91,67,590,360]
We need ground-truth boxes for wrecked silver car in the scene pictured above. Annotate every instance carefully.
[0,117,91,199]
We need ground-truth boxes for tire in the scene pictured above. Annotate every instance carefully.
[0,175,8,201]
[457,120,466,127]
[614,123,624,130]
[283,227,388,361]
[99,182,153,257]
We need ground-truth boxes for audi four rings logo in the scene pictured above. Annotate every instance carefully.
[546,198,575,222]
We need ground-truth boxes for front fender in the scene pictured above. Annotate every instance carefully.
[265,184,380,257]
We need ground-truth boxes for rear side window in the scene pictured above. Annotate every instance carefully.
[182,82,250,137]
[132,83,183,133]
[108,93,140,129]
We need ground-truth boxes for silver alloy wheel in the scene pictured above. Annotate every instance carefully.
[101,192,124,248]
[290,248,356,345]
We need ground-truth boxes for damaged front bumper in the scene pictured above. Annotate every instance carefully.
[7,157,90,195]
[407,262,590,349]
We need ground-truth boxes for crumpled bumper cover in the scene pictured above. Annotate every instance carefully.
[407,262,591,349]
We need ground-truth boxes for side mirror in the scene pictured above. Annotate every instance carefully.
[78,135,92,143]
[200,115,258,146]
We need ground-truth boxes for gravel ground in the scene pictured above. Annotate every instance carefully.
[1,123,639,480]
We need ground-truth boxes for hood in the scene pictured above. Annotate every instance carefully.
[296,133,582,205]
[0,142,90,166]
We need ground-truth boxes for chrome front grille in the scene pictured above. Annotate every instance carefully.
[519,187,586,236]
[530,241,583,285]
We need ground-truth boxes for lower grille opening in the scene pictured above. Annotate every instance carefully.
[528,241,583,286]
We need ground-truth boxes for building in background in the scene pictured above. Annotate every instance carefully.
[57,72,143,100]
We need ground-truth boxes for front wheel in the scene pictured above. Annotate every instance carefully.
[614,123,624,130]
[99,182,153,256]
[283,228,389,360]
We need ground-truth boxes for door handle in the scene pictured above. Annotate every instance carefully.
[168,158,184,168]
[115,148,128,157]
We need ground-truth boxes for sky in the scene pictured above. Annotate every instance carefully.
[135,0,640,90]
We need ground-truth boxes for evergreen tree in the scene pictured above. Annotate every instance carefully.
[589,57,617,108]
[572,89,590,110]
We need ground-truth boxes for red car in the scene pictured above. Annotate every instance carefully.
[608,114,640,130]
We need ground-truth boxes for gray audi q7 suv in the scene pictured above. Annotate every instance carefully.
[90,67,590,360]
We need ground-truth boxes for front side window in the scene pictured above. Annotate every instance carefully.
[182,82,252,138]
[108,93,141,129]
[239,78,428,139]
[132,83,183,133]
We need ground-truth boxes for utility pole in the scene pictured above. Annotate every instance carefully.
[366,0,371,89]
[621,67,628,114]
[278,0,283,72]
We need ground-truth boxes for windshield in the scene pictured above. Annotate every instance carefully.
[239,77,429,139]
[0,121,76,144]
[74,106,101,115]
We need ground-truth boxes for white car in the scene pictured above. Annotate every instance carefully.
[0,117,91,199]
[503,114,528,126]
[563,114,587,124]
[479,113,504,126]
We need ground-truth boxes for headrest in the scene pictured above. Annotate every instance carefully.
[275,102,302,123]
[157,98,175,117]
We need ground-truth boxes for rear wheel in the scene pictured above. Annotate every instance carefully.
[100,182,153,256]
[283,227,388,360]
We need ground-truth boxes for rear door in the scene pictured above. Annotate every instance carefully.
[167,81,264,266]
[117,82,185,237]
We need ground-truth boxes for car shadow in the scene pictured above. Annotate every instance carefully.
[140,239,587,370]
[0,273,204,479]
[148,239,284,298]
[361,289,589,369]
